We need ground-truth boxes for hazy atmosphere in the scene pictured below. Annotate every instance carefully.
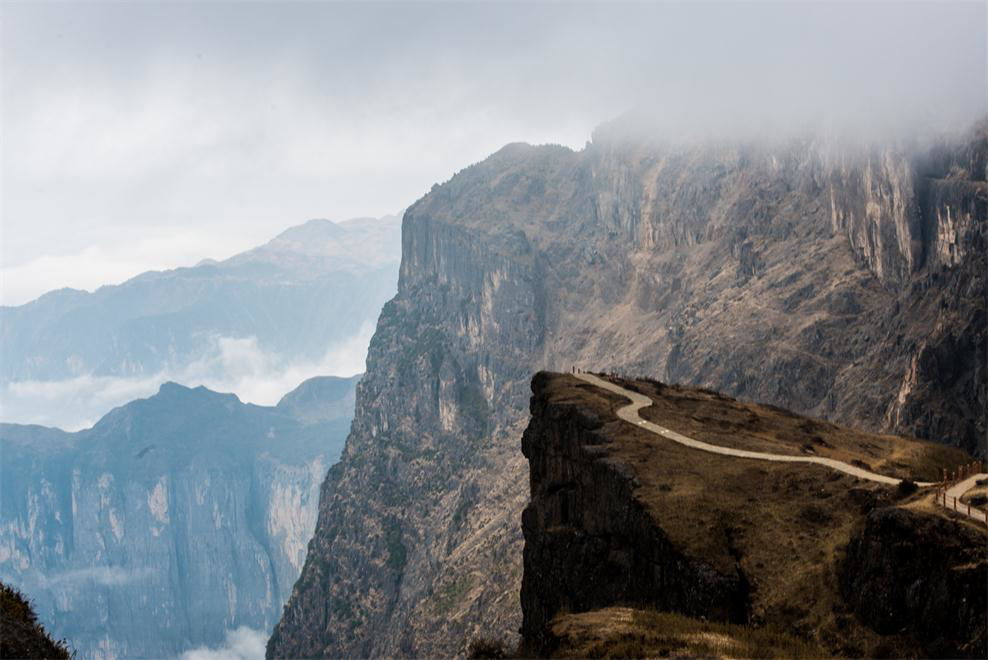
[2,1,984,303]
[1,3,985,660]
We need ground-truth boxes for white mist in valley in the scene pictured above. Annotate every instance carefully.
[180,627,267,660]
[0,323,374,430]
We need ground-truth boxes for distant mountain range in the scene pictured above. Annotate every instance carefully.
[0,215,401,429]
[0,374,359,659]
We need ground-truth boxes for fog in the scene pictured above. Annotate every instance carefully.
[2,1,984,301]
[180,627,267,660]
[0,324,375,430]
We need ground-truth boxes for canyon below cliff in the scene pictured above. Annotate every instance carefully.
[268,120,987,657]
[0,375,358,658]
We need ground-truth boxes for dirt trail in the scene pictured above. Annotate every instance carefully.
[575,372,936,487]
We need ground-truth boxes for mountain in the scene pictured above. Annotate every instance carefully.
[0,374,359,659]
[267,120,985,657]
[0,215,400,429]
[520,372,984,658]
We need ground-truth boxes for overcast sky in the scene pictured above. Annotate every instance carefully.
[2,1,985,305]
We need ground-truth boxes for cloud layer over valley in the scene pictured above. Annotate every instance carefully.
[1,325,374,430]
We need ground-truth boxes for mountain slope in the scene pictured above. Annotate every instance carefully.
[0,215,399,429]
[520,372,984,659]
[0,375,359,659]
[269,122,985,657]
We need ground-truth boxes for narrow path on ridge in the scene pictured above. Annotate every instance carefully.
[939,473,988,524]
[574,372,937,487]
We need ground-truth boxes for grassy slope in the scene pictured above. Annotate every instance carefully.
[542,373,982,656]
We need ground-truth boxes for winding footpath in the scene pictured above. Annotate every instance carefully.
[938,474,988,525]
[575,372,987,525]
[575,372,931,486]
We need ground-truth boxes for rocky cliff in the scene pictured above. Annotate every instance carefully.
[520,372,985,658]
[269,120,986,658]
[0,375,358,659]
[841,507,987,657]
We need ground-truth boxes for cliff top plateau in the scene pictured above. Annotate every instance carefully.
[521,371,987,658]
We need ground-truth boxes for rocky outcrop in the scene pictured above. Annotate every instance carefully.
[519,373,747,654]
[841,507,987,658]
[0,376,357,659]
[270,120,986,658]
[520,372,986,658]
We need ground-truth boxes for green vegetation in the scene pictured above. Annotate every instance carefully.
[384,518,408,573]
[897,479,919,497]
[467,636,510,658]
[458,382,491,437]
[433,575,471,616]
[1,582,72,659]
[397,326,446,374]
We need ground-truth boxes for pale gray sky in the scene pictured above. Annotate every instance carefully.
[2,1,985,305]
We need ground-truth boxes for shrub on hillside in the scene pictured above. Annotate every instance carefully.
[1,581,71,659]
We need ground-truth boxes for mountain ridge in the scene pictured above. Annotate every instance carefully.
[1,214,399,429]
[0,374,358,658]
[268,120,985,658]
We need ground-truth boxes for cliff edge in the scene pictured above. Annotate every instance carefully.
[269,122,985,658]
[520,372,986,658]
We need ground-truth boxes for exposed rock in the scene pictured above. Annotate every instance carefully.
[0,377,357,659]
[841,507,988,658]
[270,121,986,658]
[520,373,746,654]
[521,372,985,658]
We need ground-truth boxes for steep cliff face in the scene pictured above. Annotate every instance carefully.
[520,372,985,658]
[519,374,747,653]
[270,122,986,657]
[0,375,358,659]
[841,507,987,657]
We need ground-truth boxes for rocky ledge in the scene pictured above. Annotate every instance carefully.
[520,372,987,658]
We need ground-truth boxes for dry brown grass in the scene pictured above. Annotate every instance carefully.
[550,607,824,659]
[619,377,969,483]
[547,373,985,657]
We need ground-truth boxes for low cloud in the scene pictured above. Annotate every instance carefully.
[1,324,375,430]
[180,627,267,660]
[34,566,154,588]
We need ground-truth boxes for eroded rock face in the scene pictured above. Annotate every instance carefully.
[841,507,987,658]
[269,122,986,658]
[519,373,747,655]
[0,377,357,659]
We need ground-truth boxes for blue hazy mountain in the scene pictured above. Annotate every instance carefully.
[0,215,400,428]
[0,374,360,659]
